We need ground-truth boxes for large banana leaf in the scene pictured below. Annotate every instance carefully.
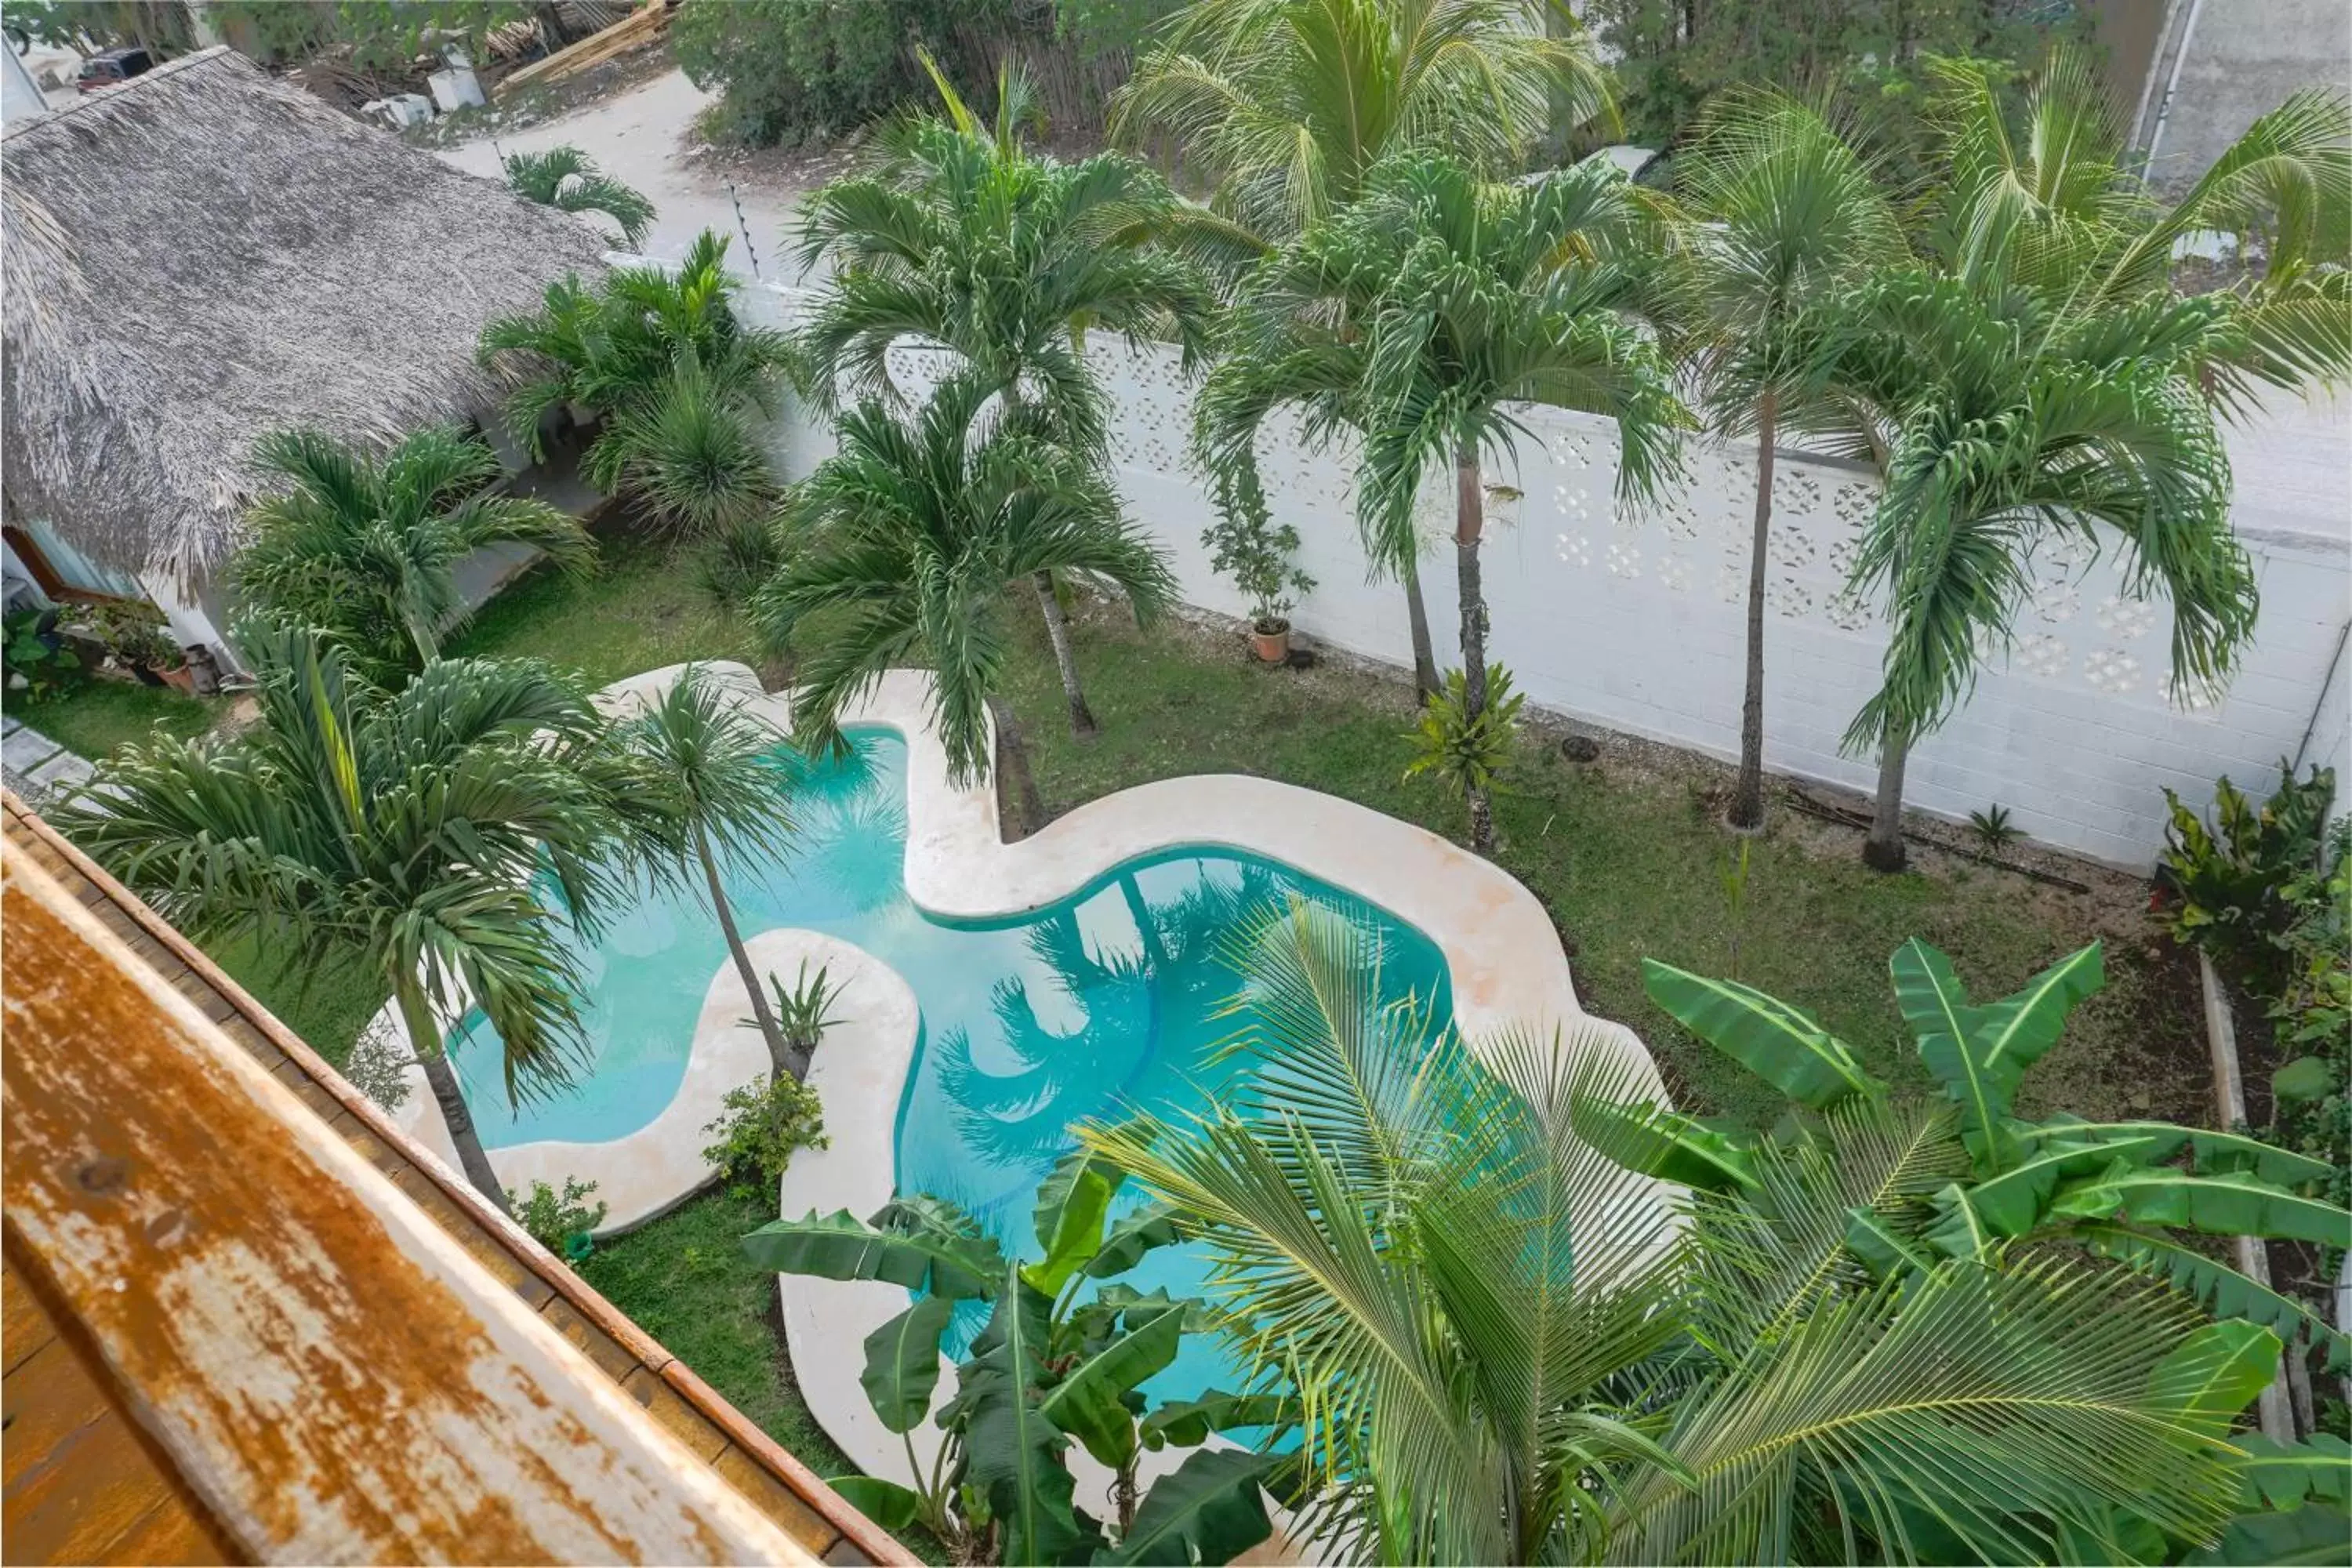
[2080,1225,2352,1371]
[826,1475,924,1532]
[861,1295,953,1434]
[1893,939,2102,1172]
[1037,1303,1185,1469]
[1026,1159,1120,1296]
[1139,1389,1301,1450]
[1640,958,1881,1109]
[2234,1433,2352,1512]
[1101,1449,1277,1566]
[2147,1319,2284,1436]
[2014,1118,2337,1187]
[2049,1163,2352,1246]
[1087,1202,1187,1277]
[2188,1503,2352,1565]
[741,1208,1000,1299]
[1843,1206,1936,1279]
[1569,1096,1759,1192]
[963,1266,1096,1565]
[1932,1132,2168,1243]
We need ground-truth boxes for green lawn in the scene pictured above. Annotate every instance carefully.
[12,677,217,760]
[449,529,764,682]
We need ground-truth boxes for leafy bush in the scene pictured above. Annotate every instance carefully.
[509,1175,608,1261]
[2,609,82,700]
[1200,459,1312,633]
[2268,821,2350,1215]
[672,0,989,147]
[701,1074,829,1188]
[2158,761,2339,989]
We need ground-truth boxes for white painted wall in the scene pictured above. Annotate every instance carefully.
[737,280,2352,871]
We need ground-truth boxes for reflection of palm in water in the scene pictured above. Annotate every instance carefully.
[797,778,909,914]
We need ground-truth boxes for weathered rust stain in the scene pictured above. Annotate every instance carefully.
[2,848,788,1566]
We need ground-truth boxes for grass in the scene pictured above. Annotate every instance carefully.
[13,677,217,760]
[450,527,764,681]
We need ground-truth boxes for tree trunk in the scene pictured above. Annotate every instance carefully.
[1033,570,1096,735]
[1455,448,1494,855]
[398,978,512,1216]
[405,606,442,667]
[700,823,794,1079]
[1402,555,1440,701]
[1864,729,1911,873]
[1730,393,1777,830]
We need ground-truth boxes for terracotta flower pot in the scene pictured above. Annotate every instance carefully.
[159,662,196,694]
[1250,621,1290,664]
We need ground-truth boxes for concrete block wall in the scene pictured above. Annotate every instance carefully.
[745,281,2351,871]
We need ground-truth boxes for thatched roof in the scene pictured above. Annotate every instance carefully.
[2,48,609,583]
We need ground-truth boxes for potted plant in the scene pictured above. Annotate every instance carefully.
[1202,462,1314,664]
[77,602,186,688]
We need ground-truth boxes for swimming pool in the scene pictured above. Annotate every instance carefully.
[448,727,1455,1398]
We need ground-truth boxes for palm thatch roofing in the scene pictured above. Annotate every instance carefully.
[2,47,610,583]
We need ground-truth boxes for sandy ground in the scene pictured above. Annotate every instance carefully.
[434,66,832,280]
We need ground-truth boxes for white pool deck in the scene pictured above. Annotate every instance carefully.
[377,660,1671,1532]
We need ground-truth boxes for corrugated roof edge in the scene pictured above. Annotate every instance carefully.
[2,792,911,1568]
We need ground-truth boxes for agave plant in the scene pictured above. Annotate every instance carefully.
[503,143,658,250]
[1592,938,2352,1368]
[1081,900,2295,1565]
[742,1155,1277,1564]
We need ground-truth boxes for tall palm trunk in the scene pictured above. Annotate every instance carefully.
[397,975,512,1215]
[1033,570,1097,735]
[404,608,442,667]
[1730,391,1776,830]
[1402,555,1441,701]
[1454,446,1495,855]
[699,822,794,1078]
[1864,728,1911,873]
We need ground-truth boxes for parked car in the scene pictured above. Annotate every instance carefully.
[76,47,154,93]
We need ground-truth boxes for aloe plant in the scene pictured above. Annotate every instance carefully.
[1584,939,2352,1370]
[742,1152,1283,1565]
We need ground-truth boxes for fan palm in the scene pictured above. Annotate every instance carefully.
[794,72,1212,735]
[234,425,595,677]
[50,622,667,1215]
[615,665,804,1079]
[1111,0,1616,256]
[1214,154,1684,851]
[751,371,1176,786]
[1082,901,2281,1565]
[1665,89,1903,830]
[1801,57,2350,870]
[503,143,658,250]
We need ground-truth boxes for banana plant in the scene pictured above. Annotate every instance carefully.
[1580,938,2352,1367]
[742,1150,1287,1565]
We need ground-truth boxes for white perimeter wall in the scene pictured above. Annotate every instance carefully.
[738,281,2352,871]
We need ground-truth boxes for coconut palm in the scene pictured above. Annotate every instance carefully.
[1082,901,2280,1564]
[234,425,595,677]
[1111,0,1616,256]
[503,143,658,250]
[1667,89,1903,831]
[1223,154,1684,851]
[1806,57,2351,870]
[793,72,1212,735]
[752,371,1176,785]
[615,666,804,1080]
[51,622,666,1215]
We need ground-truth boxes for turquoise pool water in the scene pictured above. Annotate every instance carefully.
[449,728,1454,1399]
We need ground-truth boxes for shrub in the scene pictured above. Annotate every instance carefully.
[2268,820,2350,1214]
[3,608,82,700]
[510,1175,608,1261]
[2157,760,2338,989]
[1200,459,1312,633]
[701,1075,829,1188]
[672,0,985,148]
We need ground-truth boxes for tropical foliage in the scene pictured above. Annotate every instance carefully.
[1402,662,1522,851]
[50,622,666,1213]
[701,1074,829,1189]
[503,145,658,250]
[1596,938,2352,1370]
[742,1156,1278,1565]
[2157,761,2342,991]
[750,371,1175,784]
[1084,901,2297,1564]
[233,426,593,677]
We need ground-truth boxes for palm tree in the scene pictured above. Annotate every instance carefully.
[50,622,666,1215]
[234,425,595,677]
[1666,89,1902,831]
[793,68,1212,735]
[1803,61,2350,870]
[503,144,658,250]
[581,350,779,538]
[1081,901,2278,1564]
[752,371,1176,786]
[615,665,804,1079]
[1111,0,1616,254]
[1229,154,1685,851]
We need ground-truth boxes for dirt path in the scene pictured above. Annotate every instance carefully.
[434,66,839,279]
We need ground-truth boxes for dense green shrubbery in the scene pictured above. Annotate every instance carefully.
[2158,762,2340,993]
[700,1075,829,1188]
[672,0,982,147]
[509,1174,609,1261]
